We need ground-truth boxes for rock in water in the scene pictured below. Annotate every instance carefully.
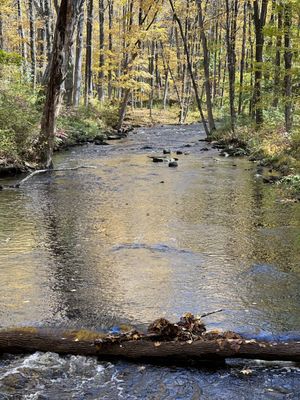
[163,149,171,154]
[152,157,164,163]
[168,161,178,168]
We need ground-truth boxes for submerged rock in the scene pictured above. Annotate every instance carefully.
[220,147,248,157]
[94,139,110,146]
[107,135,123,140]
[152,157,164,163]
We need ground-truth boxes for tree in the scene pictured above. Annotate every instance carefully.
[224,0,239,131]
[283,1,293,132]
[35,0,84,168]
[73,0,85,106]
[98,0,105,102]
[28,0,37,88]
[252,0,269,125]
[169,0,209,136]
[196,0,216,132]
[84,0,94,106]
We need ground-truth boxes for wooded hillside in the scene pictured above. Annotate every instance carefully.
[0,0,299,172]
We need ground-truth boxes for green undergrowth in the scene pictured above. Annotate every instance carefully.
[56,103,118,148]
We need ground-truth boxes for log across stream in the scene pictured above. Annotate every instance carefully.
[1,326,300,364]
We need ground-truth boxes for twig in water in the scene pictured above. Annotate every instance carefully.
[11,165,97,188]
[200,309,223,318]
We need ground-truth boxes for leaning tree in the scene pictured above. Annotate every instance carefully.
[35,0,84,169]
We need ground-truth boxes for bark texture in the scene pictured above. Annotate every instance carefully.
[0,327,299,363]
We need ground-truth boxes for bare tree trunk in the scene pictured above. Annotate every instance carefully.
[247,0,254,116]
[238,0,247,114]
[17,0,28,77]
[196,0,216,132]
[35,0,83,169]
[84,0,94,106]
[273,3,282,108]
[29,0,37,89]
[0,13,3,50]
[65,40,75,105]
[108,0,114,99]
[168,0,209,136]
[283,2,293,132]
[44,0,53,62]
[252,0,269,126]
[225,0,238,131]
[149,40,155,118]
[73,1,85,106]
[98,0,105,102]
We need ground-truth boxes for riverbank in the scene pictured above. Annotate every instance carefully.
[0,105,197,178]
[210,121,300,200]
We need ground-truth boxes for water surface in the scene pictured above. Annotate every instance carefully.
[0,124,299,399]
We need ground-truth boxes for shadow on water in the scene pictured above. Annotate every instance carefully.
[0,124,300,398]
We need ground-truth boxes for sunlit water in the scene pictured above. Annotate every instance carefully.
[0,124,300,399]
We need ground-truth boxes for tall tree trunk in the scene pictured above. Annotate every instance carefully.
[65,41,75,105]
[252,0,268,126]
[73,1,85,106]
[247,0,254,116]
[29,0,37,89]
[149,40,155,118]
[0,13,3,50]
[98,0,105,102]
[225,0,238,132]
[84,0,94,106]
[17,0,28,77]
[238,0,247,114]
[273,3,282,108]
[108,0,114,99]
[36,0,46,83]
[196,0,216,132]
[35,0,83,169]
[44,0,53,62]
[168,0,209,136]
[283,2,293,132]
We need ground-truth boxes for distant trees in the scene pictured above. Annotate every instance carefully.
[0,0,298,151]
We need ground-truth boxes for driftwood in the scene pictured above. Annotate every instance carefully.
[0,326,300,363]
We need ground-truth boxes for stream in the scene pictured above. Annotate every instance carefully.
[0,124,300,399]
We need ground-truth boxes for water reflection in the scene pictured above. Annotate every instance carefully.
[0,125,299,335]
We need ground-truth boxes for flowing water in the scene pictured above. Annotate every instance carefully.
[0,124,300,399]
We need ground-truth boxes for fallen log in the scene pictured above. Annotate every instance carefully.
[0,327,300,363]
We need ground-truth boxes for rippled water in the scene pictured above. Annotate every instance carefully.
[0,124,300,399]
